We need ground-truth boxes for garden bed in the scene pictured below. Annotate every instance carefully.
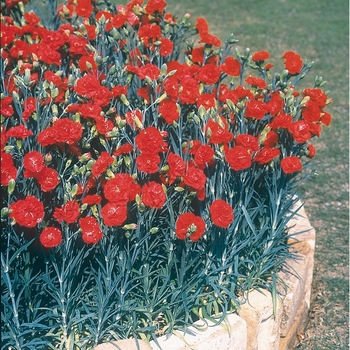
[96,202,315,350]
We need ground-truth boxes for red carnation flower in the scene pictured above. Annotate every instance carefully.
[40,227,62,248]
[262,130,279,148]
[267,92,284,116]
[141,181,167,209]
[281,156,303,174]
[79,216,103,244]
[167,152,186,184]
[320,112,332,126]
[113,143,133,156]
[245,76,267,89]
[160,38,174,57]
[193,144,215,169]
[206,118,233,145]
[53,200,80,224]
[138,64,161,80]
[184,163,206,191]
[254,148,280,165]
[23,151,45,176]
[101,202,127,226]
[307,144,316,158]
[6,125,33,139]
[197,93,216,110]
[210,199,234,228]
[220,56,241,77]
[159,99,180,124]
[225,146,252,171]
[288,121,311,143]
[81,194,102,206]
[10,196,44,228]
[92,152,114,178]
[136,126,164,154]
[36,166,59,192]
[175,212,206,242]
[103,173,140,204]
[179,77,199,104]
[245,100,269,120]
[302,100,322,123]
[1,153,17,186]
[136,153,160,174]
[235,134,259,152]
[282,51,303,75]
[269,112,293,129]
[252,50,270,62]
[196,64,221,85]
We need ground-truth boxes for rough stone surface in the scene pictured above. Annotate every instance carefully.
[237,290,283,350]
[150,313,247,350]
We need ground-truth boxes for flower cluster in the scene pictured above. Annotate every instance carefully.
[1,0,332,249]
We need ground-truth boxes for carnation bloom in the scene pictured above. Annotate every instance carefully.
[101,202,127,226]
[79,216,103,244]
[252,50,270,62]
[282,51,303,75]
[281,156,303,174]
[209,199,234,228]
[141,181,166,209]
[23,151,45,175]
[175,212,206,241]
[53,200,80,224]
[1,153,17,186]
[167,152,186,183]
[254,148,280,164]
[136,126,164,154]
[10,196,44,228]
[225,146,252,171]
[183,163,206,191]
[92,152,114,178]
[40,227,62,248]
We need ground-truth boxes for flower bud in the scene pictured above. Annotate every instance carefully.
[120,94,130,107]
[1,207,9,217]
[8,179,15,195]
[150,227,159,234]
[79,152,91,163]
[122,223,138,230]
[44,153,53,164]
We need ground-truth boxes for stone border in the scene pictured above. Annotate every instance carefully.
[95,203,315,350]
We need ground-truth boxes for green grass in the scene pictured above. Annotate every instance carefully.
[30,0,350,348]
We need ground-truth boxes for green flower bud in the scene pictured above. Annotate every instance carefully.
[8,179,15,195]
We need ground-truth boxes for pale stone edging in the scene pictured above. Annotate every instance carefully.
[96,203,315,350]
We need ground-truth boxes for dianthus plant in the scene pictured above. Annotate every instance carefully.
[1,0,332,348]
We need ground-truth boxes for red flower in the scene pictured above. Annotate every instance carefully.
[113,143,133,156]
[307,144,316,158]
[167,152,186,184]
[40,227,62,248]
[254,148,280,164]
[302,100,322,123]
[1,96,14,117]
[159,99,180,124]
[81,194,102,205]
[195,18,209,35]
[267,92,284,116]
[138,64,161,80]
[220,56,241,76]
[1,153,17,186]
[22,97,37,122]
[282,51,303,75]
[245,76,267,89]
[23,151,45,176]
[199,32,221,47]
[197,93,216,110]
[101,202,127,226]
[262,130,279,148]
[320,112,332,126]
[281,156,303,174]
[235,134,259,152]
[206,118,233,145]
[103,173,140,204]
[179,77,199,104]
[136,153,160,174]
[10,196,44,228]
[136,126,164,154]
[112,13,127,28]
[196,64,221,85]
[75,74,101,97]
[138,24,161,46]
[75,0,93,17]
[79,216,103,244]
[209,199,234,228]
[288,121,311,143]
[193,144,215,169]
[225,146,252,171]
[79,53,98,73]
[141,181,166,209]
[245,100,269,120]
[53,200,80,224]
[7,125,33,140]
[252,50,270,62]
[160,38,174,56]
[184,163,206,191]
[36,167,59,192]
[175,212,206,242]
[269,112,293,129]
[92,152,114,178]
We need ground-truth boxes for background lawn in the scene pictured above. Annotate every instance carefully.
[29,0,350,348]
